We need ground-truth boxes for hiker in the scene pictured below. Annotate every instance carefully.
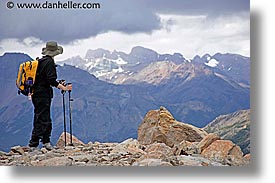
[28,41,72,151]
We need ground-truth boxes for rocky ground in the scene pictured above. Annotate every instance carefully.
[0,138,225,166]
[0,107,250,166]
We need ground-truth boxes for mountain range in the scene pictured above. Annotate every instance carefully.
[60,46,250,87]
[0,47,250,152]
[60,46,189,84]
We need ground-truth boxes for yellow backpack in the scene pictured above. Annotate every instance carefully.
[16,59,39,96]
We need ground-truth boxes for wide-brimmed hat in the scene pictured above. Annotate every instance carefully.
[42,41,63,57]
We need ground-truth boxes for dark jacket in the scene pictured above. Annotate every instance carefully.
[32,56,59,98]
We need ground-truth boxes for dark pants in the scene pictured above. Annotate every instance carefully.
[29,97,52,147]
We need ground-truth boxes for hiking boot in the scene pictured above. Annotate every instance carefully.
[28,146,40,152]
[29,140,39,148]
[43,142,54,151]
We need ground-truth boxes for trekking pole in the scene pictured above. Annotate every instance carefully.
[62,90,67,147]
[67,83,73,146]
[59,79,67,147]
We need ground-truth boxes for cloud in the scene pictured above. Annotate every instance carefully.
[0,0,161,43]
[137,0,249,16]
[0,0,249,43]
[0,12,250,60]
[0,38,45,58]
[155,13,250,57]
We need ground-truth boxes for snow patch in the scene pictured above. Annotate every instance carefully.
[111,66,124,73]
[112,57,127,65]
[84,61,94,68]
[204,58,219,67]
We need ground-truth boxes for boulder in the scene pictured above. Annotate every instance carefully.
[170,155,225,166]
[133,158,172,166]
[201,140,245,166]
[110,144,129,155]
[111,138,145,155]
[56,132,85,148]
[244,154,251,161]
[120,138,140,149]
[138,106,207,147]
[0,151,8,156]
[197,133,220,153]
[31,157,73,166]
[227,145,247,166]
[142,142,173,160]
[172,140,199,156]
[10,146,25,155]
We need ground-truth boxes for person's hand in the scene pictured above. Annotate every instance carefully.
[57,83,72,91]
[66,84,72,91]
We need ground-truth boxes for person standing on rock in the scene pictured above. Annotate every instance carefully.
[28,41,72,151]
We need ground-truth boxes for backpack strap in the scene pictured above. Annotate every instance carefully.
[37,57,48,76]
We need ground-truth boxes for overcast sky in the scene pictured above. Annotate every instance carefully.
[0,0,250,60]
